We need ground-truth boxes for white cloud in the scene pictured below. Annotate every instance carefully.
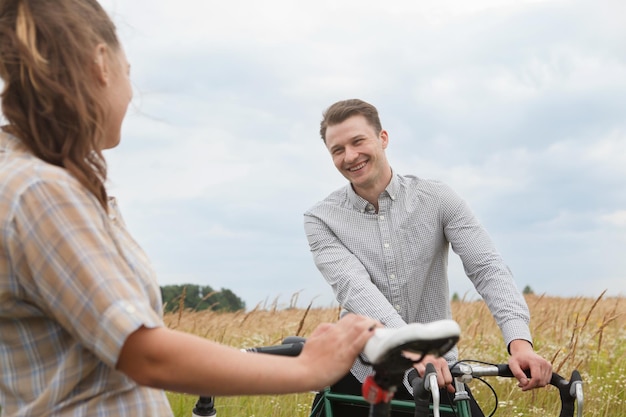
[587,131,626,174]
[600,211,626,228]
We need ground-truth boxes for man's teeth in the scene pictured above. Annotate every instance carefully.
[349,162,366,172]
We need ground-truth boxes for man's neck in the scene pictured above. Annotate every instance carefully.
[352,170,393,212]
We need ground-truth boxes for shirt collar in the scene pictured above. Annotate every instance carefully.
[347,170,399,213]
[0,131,21,151]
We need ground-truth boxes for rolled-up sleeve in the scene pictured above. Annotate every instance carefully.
[94,299,162,368]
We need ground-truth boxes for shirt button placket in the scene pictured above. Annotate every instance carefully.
[378,199,401,312]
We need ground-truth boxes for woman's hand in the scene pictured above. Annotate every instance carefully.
[299,314,378,389]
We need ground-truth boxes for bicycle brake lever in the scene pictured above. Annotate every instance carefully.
[568,370,583,417]
[423,363,440,417]
[422,362,437,391]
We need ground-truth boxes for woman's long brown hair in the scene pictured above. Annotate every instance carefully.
[0,0,120,211]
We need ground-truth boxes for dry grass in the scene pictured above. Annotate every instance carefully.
[167,294,626,417]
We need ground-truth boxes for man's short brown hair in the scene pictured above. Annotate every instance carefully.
[319,99,382,143]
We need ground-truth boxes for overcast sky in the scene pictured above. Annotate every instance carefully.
[99,0,626,309]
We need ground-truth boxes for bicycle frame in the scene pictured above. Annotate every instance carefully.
[312,389,458,417]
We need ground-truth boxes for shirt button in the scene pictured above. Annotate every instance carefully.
[379,215,385,220]
[395,305,401,311]
[125,305,136,314]
[384,243,390,248]
[390,274,396,280]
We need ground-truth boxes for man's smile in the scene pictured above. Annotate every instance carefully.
[348,161,368,172]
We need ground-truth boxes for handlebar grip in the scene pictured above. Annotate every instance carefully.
[282,336,307,345]
[411,364,437,398]
[554,370,582,417]
[497,365,581,417]
[410,363,437,417]
[246,342,304,356]
[495,364,531,379]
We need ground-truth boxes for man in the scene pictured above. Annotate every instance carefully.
[304,99,552,416]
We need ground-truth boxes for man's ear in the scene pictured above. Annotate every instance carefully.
[379,129,389,149]
[93,43,110,86]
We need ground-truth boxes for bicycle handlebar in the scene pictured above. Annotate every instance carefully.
[193,323,583,417]
[411,362,584,417]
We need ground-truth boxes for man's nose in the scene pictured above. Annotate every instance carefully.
[345,146,359,162]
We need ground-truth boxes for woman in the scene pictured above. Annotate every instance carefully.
[0,1,376,416]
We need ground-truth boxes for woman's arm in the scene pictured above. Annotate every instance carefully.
[116,313,376,396]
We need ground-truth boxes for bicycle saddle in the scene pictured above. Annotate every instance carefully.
[363,320,461,368]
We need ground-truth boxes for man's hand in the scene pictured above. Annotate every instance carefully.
[406,352,455,393]
[508,339,552,391]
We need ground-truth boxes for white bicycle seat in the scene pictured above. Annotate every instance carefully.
[363,320,461,366]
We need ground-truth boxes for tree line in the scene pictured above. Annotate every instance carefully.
[160,284,246,313]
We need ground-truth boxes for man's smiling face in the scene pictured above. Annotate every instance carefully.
[325,114,391,194]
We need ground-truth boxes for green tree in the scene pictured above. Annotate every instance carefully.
[160,284,245,313]
[522,285,534,295]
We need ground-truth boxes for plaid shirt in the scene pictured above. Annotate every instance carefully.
[304,173,532,384]
[0,133,172,416]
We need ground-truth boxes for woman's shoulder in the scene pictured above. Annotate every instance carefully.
[1,134,91,210]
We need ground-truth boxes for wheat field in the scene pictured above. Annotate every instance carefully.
[165,292,625,417]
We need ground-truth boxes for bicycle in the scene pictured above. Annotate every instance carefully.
[190,320,583,417]
[191,319,460,417]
